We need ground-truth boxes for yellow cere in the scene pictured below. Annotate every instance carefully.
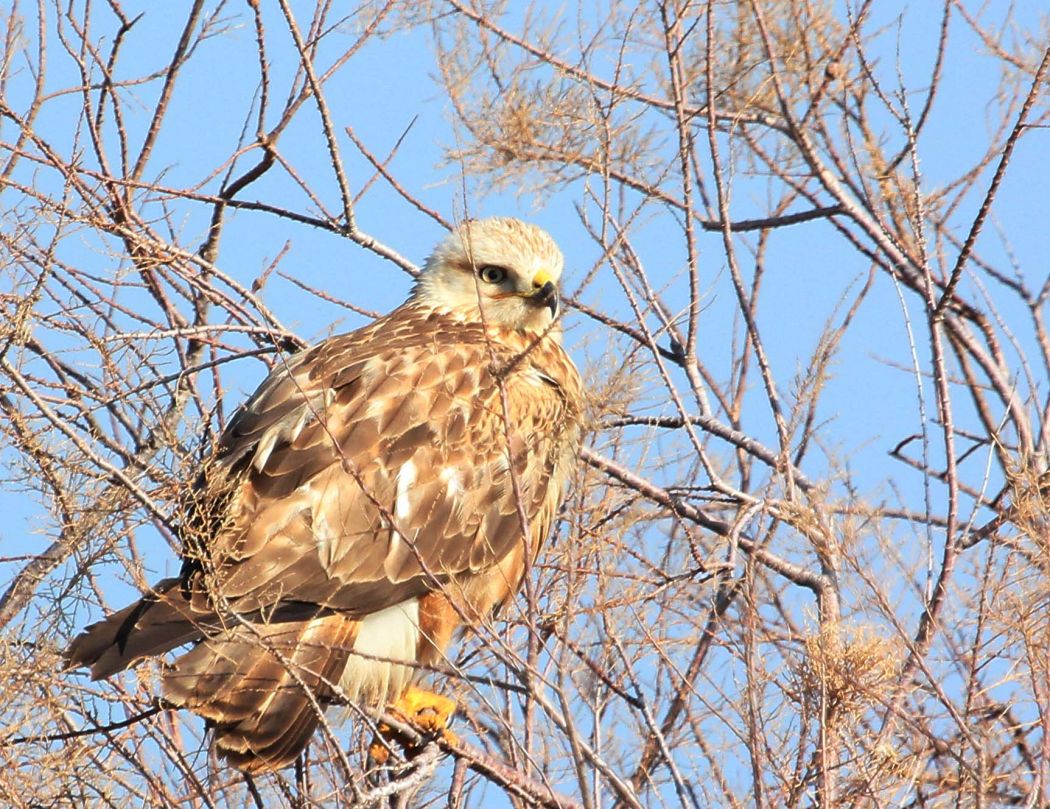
[532,269,553,289]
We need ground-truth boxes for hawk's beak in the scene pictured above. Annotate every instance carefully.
[526,270,559,318]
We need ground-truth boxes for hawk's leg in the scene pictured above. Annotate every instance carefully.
[369,685,458,764]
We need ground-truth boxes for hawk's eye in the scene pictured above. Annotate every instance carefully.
[478,265,508,284]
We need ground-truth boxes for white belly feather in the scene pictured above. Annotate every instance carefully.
[338,599,420,706]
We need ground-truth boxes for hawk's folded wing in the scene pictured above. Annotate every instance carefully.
[187,306,581,619]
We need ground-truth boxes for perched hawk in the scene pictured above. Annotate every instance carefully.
[67,217,584,772]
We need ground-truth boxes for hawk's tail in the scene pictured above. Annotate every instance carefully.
[67,585,357,772]
[163,614,357,773]
[65,577,205,680]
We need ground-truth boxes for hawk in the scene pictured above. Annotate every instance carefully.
[66,217,584,772]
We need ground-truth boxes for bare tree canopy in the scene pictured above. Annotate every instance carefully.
[1,1,1048,807]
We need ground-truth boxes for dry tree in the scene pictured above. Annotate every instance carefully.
[2,1,1048,807]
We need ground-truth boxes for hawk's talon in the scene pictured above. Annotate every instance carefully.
[368,685,458,765]
[368,734,394,765]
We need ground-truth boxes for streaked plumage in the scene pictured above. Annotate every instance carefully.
[66,218,584,772]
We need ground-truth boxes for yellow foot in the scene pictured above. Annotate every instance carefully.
[368,685,458,764]
[393,685,458,737]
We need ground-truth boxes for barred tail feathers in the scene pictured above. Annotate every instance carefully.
[163,613,357,773]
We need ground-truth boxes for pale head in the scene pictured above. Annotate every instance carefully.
[413,217,565,333]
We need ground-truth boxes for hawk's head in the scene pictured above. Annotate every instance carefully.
[413,217,565,333]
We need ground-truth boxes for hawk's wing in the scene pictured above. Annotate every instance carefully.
[185,305,581,618]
